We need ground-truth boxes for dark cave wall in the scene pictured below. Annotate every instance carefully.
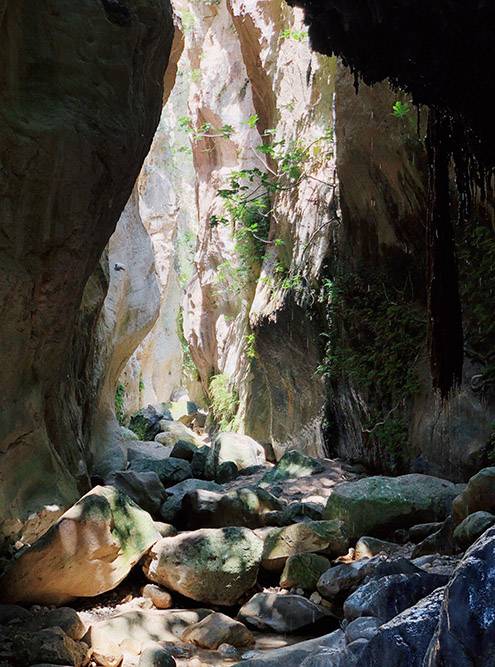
[0,0,173,542]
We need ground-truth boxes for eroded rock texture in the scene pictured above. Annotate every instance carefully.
[0,0,173,543]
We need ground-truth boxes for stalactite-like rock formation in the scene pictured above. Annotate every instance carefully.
[0,0,174,543]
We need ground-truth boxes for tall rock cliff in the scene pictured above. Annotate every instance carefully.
[0,0,174,544]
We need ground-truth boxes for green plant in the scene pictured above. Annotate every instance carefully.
[190,68,201,84]
[392,100,411,118]
[281,28,308,42]
[245,332,257,359]
[115,383,126,426]
[208,373,239,431]
[176,307,198,383]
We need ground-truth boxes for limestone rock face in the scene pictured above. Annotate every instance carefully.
[0,486,159,604]
[0,0,174,543]
[143,527,263,605]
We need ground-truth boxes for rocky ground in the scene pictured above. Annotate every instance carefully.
[1,403,494,666]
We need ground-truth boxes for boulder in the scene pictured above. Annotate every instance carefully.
[216,460,239,483]
[181,612,254,649]
[159,479,222,524]
[259,450,324,487]
[0,486,159,604]
[155,420,201,447]
[354,536,402,559]
[425,526,495,666]
[278,502,324,525]
[452,467,495,524]
[170,440,200,461]
[205,432,266,478]
[129,457,192,487]
[0,627,89,667]
[280,553,331,590]
[344,617,380,643]
[111,470,167,515]
[129,405,171,441]
[262,520,349,571]
[86,609,211,655]
[238,592,328,633]
[191,445,211,478]
[23,607,86,641]
[453,511,495,549]
[232,629,346,667]
[153,522,177,538]
[408,522,444,543]
[318,556,421,601]
[344,572,448,623]
[183,487,285,530]
[142,584,173,609]
[359,588,444,667]
[143,527,263,606]
[324,474,460,539]
[138,645,176,667]
[126,440,173,464]
[412,516,456,558]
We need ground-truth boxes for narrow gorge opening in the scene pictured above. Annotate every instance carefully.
[0,1,494,666]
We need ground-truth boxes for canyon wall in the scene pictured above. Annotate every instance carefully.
[0,0,174,544]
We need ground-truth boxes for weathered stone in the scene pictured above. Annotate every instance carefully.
[159,479,222,524]
[86,609,211,655]
[2,627,89,667]
[0,486,159,604]
[412,516,456,558]
[138,645,176,667]
[280,553,331,590]
[130,406,172,442]
[111,470,167,515]
[344,572,448,623]
[205,433,266,479]
[354,536,402,559]
[425,526,495,666]
[170,440,199,461]
[359,588,444,667]
[279,502,324,525]
[216,461,240,483]
[409,523,444,543]
[259,450,325,487]
[453,511,495,549]
[262,521,349,571]
[318,556,421,601]
[183,487,285,529]
[126,440,173,465]
[129,457,192,487]
[239,592,328,633]
[324,474,460,539]
[181,612,254,649]
[0,605,31,624]
[191,446,211,478]
[23,607,86,641]
[232,630,346,667]
[142,584,173,609]
[155,420,201,447]
[143,527,263,605]
[153,522,177,538]
[452,467,495,524]
[344,617,380,643]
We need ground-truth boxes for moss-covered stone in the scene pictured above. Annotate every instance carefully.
[259,450,324,486]
[280,553,331,590]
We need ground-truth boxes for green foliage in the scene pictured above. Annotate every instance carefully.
[208,373,239,431]
[177,307,198,383]
[392,100,411,118]
[190,68,202,84]
[180,9,195,33]
[245,332,257,359]
[318,266,426,459]
[115,383,126,426]
[281,28,308,42]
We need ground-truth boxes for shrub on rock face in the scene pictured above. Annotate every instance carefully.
[259,450,325,487]
[0,486,159,605]
[142,527,263,606]
[324,474,461,540]
[425,526,495,666]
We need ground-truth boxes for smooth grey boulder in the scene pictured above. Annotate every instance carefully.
[111,470,167,515]
[233,629,346,667]
[452,467,495,524]
[354,536,402,558]
[359,588,444,666]
[409,522,443,543]
[259,450,324,487]
[183,487,285,530]
[126,440,173,464]
[238,592,328,633]
[425,526,495,666]
[159,479,222,524]
[453,511,495,549]
[205,432,266,479]
[324,474,461,540]
[138,645,176,667]
[129,457,192,487]
[344,616,380,643]
[318,556,421,600]
[344,572,448,623]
